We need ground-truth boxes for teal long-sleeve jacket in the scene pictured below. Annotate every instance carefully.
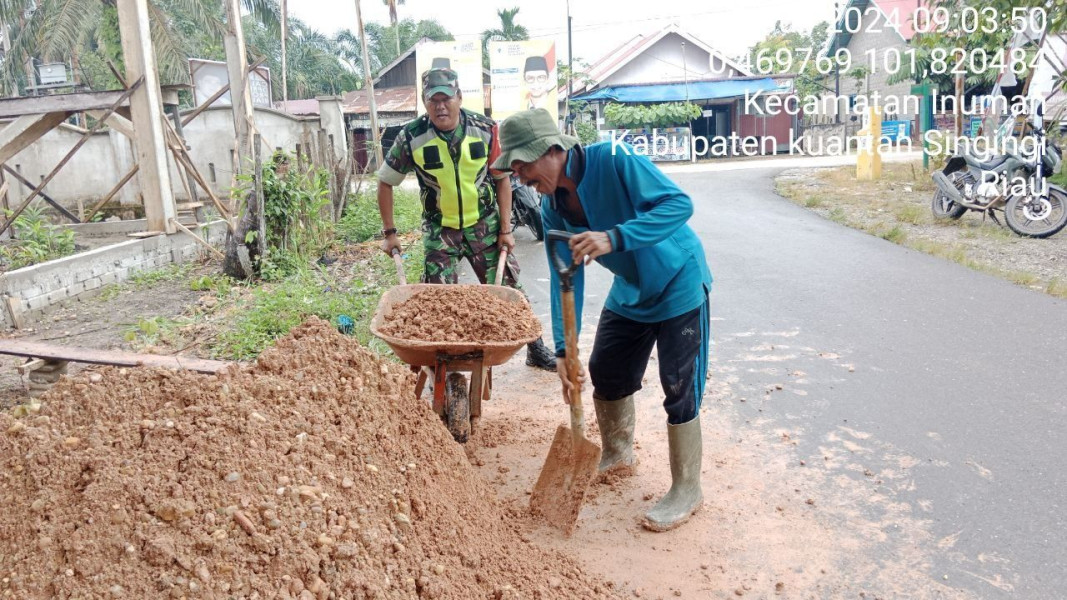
[543,142,713,357]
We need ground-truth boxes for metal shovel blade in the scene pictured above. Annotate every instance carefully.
[529,424,602,535]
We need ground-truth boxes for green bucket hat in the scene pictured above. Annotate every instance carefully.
[492,108,580,172]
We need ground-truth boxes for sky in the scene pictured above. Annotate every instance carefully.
[288,0,839,68]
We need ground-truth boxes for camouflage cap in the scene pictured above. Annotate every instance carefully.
[422,68,460,102]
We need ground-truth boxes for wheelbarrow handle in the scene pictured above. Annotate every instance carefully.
[546,230,580,290]
[494,248,508,286]
[391,248,406,285]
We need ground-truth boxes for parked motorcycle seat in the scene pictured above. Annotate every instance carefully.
[969,154,1010,171]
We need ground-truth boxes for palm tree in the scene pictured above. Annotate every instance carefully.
[382,0,404,54]
[481,7,527,69]
[0,0,278,95]
[245,16,358,99]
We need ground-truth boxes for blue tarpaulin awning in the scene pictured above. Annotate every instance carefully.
[573,78,784,103]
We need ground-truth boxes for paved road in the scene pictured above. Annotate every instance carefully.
[505,166,1067,598]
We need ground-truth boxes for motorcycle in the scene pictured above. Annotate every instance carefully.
[931,120,1066,238]
[510,174,545,241]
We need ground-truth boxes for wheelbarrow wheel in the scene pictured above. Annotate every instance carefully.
[444,372,471,443]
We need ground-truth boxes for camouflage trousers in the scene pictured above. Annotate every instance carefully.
[422,211,521,287]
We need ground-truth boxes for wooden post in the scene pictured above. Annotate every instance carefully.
[168,104,204,224]
[0,171,9,214]
[224,0,255,175]
[280,0,288,112]
[253,133,266,260]
[116,0,177,234]
[353,0,383,167]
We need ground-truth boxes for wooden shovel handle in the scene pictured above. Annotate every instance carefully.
[560,288,584,443]
[494,248,508,286]
[391,249,406,285]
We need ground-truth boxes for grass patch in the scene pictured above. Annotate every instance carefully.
[828,207,848,224]
[880,225,907,244]
[337,185,422,243]
[210,245,424,361]
[123,315,185,347]
[1046,278,1067,299]
[128,262,196,288]
[894,203,927,225]
[97,284,121,302]
[804,195,824,208]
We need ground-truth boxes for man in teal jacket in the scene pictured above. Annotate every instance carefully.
[493,108,713,531]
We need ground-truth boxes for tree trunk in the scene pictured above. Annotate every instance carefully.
[222,189,260,280]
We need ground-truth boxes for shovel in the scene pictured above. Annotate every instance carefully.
[529,230,602,535]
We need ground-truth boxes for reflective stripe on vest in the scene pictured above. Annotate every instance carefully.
[412,134,488,230]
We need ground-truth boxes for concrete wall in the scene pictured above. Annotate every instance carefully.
[0,220,228,329]
[0,98,347,214]
[603,33,744,86]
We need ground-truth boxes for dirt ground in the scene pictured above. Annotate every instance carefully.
[776,163,1067,298]
[0,241,977,598]
[0,260,216,408]
[465,335,973,600]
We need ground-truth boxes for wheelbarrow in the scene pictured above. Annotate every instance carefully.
[369,249,539,443]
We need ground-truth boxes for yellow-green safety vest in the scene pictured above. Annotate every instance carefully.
[411,133,489,230]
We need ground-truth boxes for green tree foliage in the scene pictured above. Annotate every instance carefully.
[0,0,277,94]
[603,102,702,129]
[481,7,528,69]
[888,0,1065,93]
[357,18,453,74]
[746,19,831,98]
[245,16,359,99]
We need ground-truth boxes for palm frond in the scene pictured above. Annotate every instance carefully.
[39,0,97,62]
[1,0,43,94]
[147,0,190,84]
[240,0,278,34]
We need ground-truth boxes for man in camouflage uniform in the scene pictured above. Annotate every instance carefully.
[376,67,557,370]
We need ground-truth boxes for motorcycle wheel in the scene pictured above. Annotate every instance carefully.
[1004,187,1067,239]
[527,204,545,241]
[931,190,967,220]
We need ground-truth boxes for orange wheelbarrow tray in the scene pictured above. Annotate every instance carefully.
[369,283,541,442]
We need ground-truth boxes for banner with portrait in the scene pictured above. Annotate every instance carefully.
[488,40,557,121]
[415,40,484,115]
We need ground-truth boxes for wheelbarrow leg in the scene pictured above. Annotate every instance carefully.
[432,357,448,416]
[470,358,484,420]
[414,366,428,399]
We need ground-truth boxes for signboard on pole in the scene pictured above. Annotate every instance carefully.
[189,58,272,108]
[489,40,557,121]
[416,40,484,115]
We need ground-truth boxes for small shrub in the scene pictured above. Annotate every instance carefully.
[0,206,76,269]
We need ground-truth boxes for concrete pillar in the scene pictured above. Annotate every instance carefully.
[317,95,348,161]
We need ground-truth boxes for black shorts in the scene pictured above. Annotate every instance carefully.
[587,295,711,425]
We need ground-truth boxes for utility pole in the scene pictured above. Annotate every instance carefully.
[566,0,574,134]
[281,0,288,112]
[681,41,689,104]
[355,0,383,167]
[834,1,841,125]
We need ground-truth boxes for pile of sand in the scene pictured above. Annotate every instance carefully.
[379,287,541,343]
[0,318,612,599]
